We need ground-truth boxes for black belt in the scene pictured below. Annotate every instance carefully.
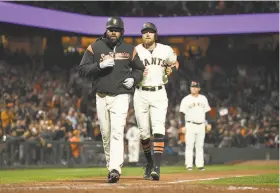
[96,92,116,97]
[186,121,203,125]
[136,86,163,91]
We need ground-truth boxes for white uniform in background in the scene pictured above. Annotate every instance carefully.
[179,94,211,169]
[126,125,140,163]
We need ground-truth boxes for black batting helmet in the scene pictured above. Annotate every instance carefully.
[106,17,124,29]
[190,80,201,88]
[141,22,157,34]
[141,22,158,41]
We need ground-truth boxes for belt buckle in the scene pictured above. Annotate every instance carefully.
[151,86,159,91]
[138,86,161,91]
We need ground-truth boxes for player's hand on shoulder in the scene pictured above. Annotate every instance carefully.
[123,78,134,89]
[99,58,115,69]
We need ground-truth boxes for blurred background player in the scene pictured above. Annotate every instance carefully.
[179,81,211,171]
[125,122,140,166]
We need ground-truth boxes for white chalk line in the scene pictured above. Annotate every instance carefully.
[167,177,221,184]
[1,184,173,191]
[228,186,258,190]
[0,174,275,191]
[166,175,254,184]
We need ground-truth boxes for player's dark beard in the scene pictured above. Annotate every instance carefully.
[105,32,120,46]
[109,34,118,43]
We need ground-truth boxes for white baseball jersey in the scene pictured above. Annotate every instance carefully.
[135,43,177,87]
[179,94,211,123]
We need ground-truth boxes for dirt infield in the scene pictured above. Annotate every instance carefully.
[235,160,279,166]
[0,161,278,193]
[227,160,279,166]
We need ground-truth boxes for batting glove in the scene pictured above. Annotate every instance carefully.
[123,78,134,89]
[99,58,115,69]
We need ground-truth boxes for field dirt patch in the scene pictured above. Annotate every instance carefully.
[0,168,278,193]
[231,160,279,166]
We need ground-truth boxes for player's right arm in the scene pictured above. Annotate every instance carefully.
[179,97,187,126]
[180,112,186,126]
[78,44,101,77]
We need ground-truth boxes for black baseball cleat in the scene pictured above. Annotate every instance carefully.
[151,166,160,181]
[108,169,120,183]
[198,167,205,171]
[143,163,153,180]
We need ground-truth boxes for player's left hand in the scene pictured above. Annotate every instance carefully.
[123,78,134,89]
[165,67,172,76]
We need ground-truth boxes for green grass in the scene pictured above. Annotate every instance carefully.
[0,164,278,184]
[200,173,279,186]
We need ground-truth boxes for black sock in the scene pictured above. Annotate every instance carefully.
[141,138,153,165]
[153,134,165,168]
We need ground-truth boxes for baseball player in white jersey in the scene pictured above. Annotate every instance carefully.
[179,81,211,171]
[125,123,140,164]
[134,22,179,181]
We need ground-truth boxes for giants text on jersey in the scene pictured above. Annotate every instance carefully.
[179,94,211,123]
[135,43,177,87]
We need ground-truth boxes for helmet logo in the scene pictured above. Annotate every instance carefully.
[113,19,117,25]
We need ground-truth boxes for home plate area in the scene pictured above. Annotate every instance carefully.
[0,169,278,193]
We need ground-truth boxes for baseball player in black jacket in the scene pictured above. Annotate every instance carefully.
[78,17,145,183]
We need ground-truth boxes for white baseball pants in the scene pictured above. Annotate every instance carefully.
[96,93,130,174]
[128,140,140,163]
[133,87,168,140]
[185,122,205,168]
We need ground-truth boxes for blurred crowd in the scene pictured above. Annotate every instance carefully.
[15,1,279,17]
[0,34,279,166]
[1,37,279,148]
[0,48,97,165]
